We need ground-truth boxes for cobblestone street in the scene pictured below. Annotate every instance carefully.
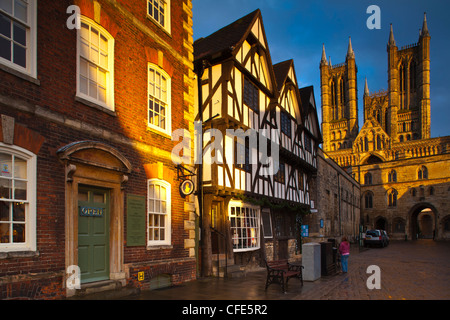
[126,239,450,301]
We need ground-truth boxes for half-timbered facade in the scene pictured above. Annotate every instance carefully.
[194,10,322,276]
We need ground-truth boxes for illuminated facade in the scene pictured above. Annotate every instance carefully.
[0,0,196,299]
[320,14,450,240]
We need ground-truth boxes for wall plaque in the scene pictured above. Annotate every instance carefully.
[126,194,146,246]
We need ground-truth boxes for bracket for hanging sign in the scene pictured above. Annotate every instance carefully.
[176,164,195,181]
[176,165,195,197]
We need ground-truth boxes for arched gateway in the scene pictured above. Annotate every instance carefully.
[408,203,438,241]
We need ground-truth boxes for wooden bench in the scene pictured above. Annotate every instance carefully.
[264,259,304,293]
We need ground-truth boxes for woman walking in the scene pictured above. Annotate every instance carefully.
[339,236,350,273]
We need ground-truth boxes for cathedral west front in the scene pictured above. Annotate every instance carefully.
[319,13,450,241]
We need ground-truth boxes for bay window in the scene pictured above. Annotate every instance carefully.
[229,201,260,251]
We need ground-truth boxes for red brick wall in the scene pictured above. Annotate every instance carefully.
[0,0,194,299]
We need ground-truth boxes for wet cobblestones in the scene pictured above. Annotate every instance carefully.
[127,240,449,300]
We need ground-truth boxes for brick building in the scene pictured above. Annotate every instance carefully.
[0,0,196,299]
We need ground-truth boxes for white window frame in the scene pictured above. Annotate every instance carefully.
[228,200,260,252]
[0,143,36,252]
[148,63,171,135]
[0,0,37,78]
[147,0,171,34]
[147,179,171,246]
[76,16,115,111]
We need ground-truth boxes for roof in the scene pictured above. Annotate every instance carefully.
[299,86,314,111]
[299,86,323,143]
[273,60,293,92]
[194,9,260,62]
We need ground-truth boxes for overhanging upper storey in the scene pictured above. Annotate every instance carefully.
[194,9,276,96]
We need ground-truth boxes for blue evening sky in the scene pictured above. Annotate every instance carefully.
[192,0,450,138]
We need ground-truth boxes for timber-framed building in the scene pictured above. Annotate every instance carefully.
[194,10,322,276]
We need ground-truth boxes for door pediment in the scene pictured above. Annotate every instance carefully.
[57,140,132,174]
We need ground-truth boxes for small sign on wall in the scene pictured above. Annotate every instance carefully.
[301,225,309,237]
[79,207,104,217]
[127,194,146,246]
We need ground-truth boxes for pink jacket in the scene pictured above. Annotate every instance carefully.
[339,241,350,255]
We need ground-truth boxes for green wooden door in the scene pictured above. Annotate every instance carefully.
[78,186,110,284]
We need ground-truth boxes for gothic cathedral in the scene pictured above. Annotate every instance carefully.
[319,14,450,241]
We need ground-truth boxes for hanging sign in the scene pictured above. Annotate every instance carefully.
[79,207,104,217]
[180,179,194,196]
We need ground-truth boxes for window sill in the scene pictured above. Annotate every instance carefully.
[146,125,172,139]
[233,247,260,253]
[0,250,40,260]
[0,63,40,86]
[146,244,173,250]
[75,95,116,117]
[145,15,172,38]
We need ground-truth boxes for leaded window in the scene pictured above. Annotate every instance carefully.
[280,111,291,137]
[244,77,259,112]
[229,201,260,251]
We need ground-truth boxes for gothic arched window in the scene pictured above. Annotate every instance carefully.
[330,79,337,120]
[399,61,407,109]
[388,189,398,207]
[364,172,372,185]
[418,166,428,180]
[393,217,405,233]
[364,191,374,209]
[340,77,346,106]
[410,60,416,93]
[388,170,397,183]
[377,135,382,150]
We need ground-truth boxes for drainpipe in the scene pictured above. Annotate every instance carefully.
[196,59,205,276]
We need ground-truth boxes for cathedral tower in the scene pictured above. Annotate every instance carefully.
[320,38,359,152]
[387,13,431,142]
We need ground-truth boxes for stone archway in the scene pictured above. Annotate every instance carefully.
[408,203,438,241]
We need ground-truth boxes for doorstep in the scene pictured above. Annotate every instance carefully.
[67,279,139,300]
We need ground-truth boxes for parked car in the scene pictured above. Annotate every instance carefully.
[364,229,389,248]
